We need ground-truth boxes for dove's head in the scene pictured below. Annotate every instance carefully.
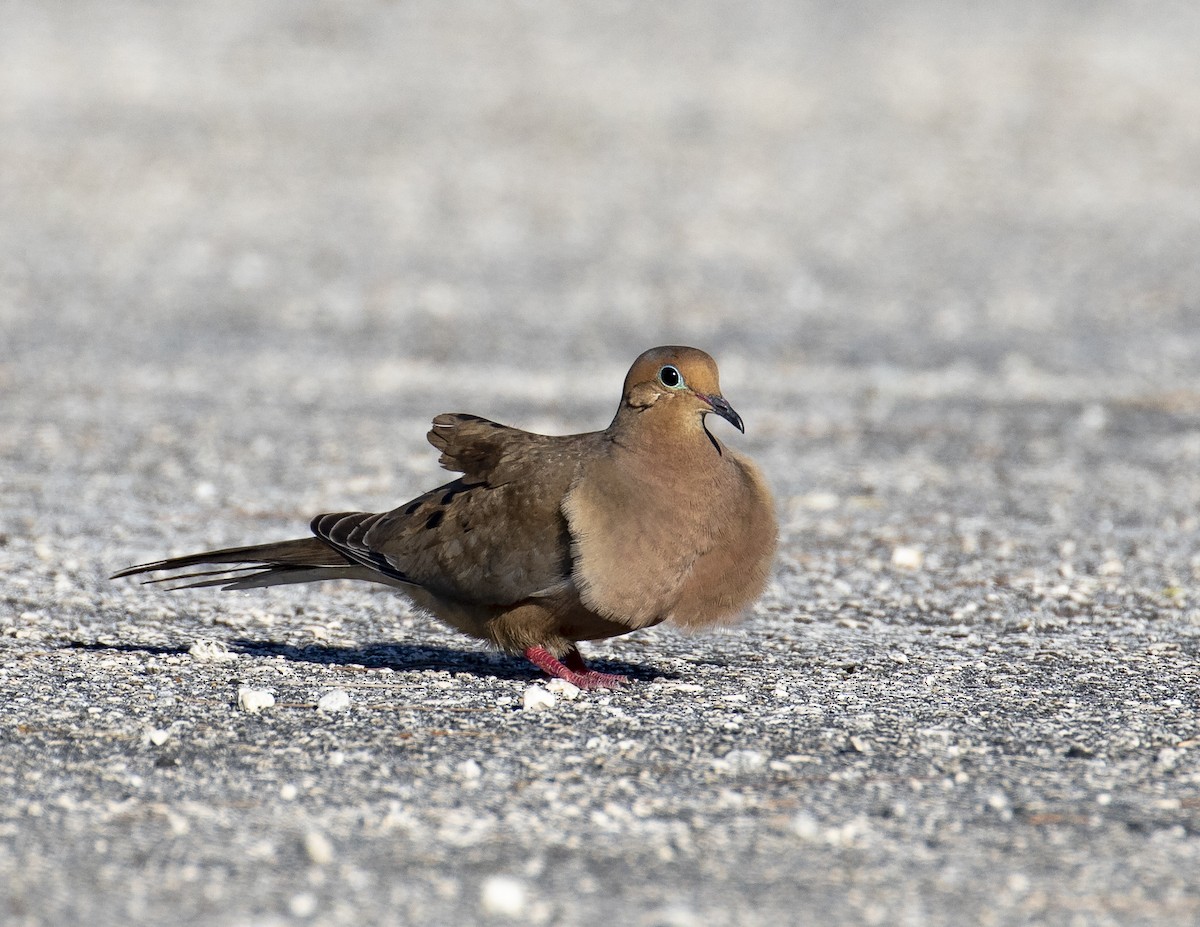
[620,346,744,433]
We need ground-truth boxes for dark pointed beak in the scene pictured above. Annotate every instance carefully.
[701,394,744,433]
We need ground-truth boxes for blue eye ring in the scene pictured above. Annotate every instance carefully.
[658,365,685,389]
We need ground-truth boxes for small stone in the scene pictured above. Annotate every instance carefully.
[288,892,318,918]
[546,678,581,700]
[279,783,298,801]
[799,491,840,511]
[522,686,556,711]
[1078,404,1107,431]
[189,640,237,663]
[147,728,170,746]
[480,875,527,917]
[891,546,924,570]
[718,749,767,773]
[237,687,275,713]
[316,689,351,713]
[824,817,869,847]
[303,830,334,866]
[1157,748,1180,770]
[457,759,483,780]
[792,812,820,840]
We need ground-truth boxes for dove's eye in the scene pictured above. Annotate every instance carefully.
[658,365,685,389]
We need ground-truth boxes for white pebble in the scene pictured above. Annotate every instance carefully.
[727,749,767,771]
[891,546,924,570]
[481,875,527,917]
[1157,748,1181,771]
[1078,403,1107,432]
[799,491,840,511]
[715,749,767,774]
[303,830,334,866]
[189,640,237,663]
[457,759,483,780]
[825,817,870,847]
[792,812,821,840]
[165,811,190,836]
[146,728,171,746]
[316,689,351,713]
[545,678,581,700]
[237,687,275,713]
[522,686,556,711]
[288,892,318,918]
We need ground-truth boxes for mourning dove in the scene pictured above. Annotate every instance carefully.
[113,346,777,689]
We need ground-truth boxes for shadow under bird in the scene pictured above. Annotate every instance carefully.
[113,346,778,689]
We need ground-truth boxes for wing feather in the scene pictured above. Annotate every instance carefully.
[310,415,601,605]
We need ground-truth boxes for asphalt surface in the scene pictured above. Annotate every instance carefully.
[3,2,1200,925]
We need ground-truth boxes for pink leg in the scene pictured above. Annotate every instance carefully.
[523,646,629,690]
[562,648,630,688]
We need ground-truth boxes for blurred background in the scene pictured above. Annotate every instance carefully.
[4,0,1199,377]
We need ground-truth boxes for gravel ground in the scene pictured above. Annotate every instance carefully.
[4,2,1200,925]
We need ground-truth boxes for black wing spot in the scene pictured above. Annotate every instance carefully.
[424,511,445,530]
[440,482,474,505]
[404,499,424,516]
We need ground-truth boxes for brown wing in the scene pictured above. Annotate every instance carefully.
[312,414,600,606]
[427,413,543,484]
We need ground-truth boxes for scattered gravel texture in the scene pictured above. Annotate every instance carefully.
[3,2,1200,926]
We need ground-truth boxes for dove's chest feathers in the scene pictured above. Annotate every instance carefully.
[563,431,776,629]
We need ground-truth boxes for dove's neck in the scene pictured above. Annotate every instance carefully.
[607,403,728,468]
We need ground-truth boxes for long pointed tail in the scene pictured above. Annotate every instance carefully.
[111,536,373,591]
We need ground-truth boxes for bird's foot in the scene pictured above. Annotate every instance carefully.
[523,646,630,690]
[563,648,631,688]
